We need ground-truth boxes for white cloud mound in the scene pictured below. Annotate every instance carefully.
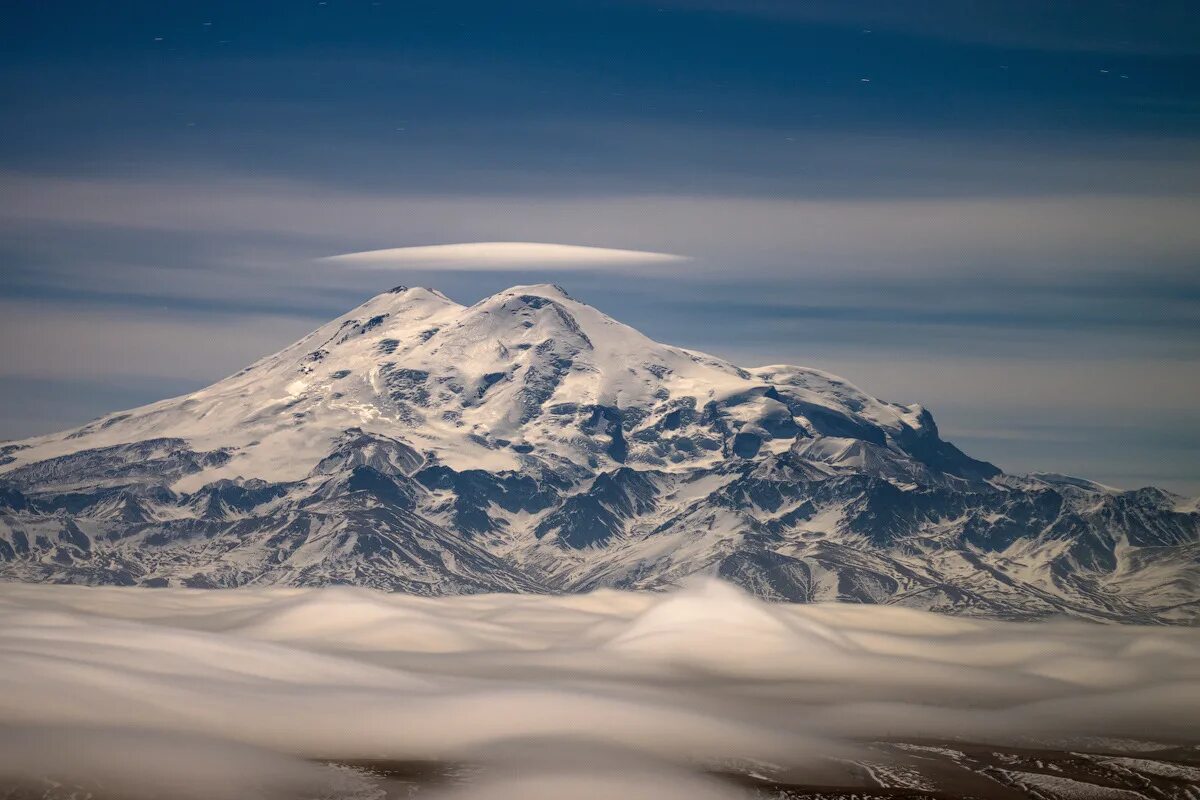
[0,579,1197,797]
[324,241,690,270]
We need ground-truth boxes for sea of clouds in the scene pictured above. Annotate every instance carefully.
[0,578,1197,799]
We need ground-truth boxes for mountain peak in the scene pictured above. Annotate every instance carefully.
[495,283,572,301]
[374,285,457,304]
[4,282,989,489]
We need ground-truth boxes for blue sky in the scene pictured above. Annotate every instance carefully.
[2,0,1198,492]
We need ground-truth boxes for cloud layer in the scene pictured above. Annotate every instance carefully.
[1,580,1197,798]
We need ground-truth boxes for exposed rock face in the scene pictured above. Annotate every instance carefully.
[1,284,1196,622]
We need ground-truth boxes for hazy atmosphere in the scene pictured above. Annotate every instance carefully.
[3,0,1199,492]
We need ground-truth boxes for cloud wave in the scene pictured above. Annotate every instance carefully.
[0,579,1197,797]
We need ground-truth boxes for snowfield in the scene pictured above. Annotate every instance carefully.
[0,580,1198,798]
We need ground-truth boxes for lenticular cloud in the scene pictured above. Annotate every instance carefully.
[324,241,690,270]
[0,579,1197,798]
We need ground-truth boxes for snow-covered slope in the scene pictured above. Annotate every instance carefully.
[1,284,1196,621]
[0,284,974,489]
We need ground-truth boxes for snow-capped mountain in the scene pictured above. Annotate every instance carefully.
[1,284,1196,622]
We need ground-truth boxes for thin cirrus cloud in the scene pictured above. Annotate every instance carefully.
[323,241,692,272]
[8,172,1200,285]
[641,0,1200,54]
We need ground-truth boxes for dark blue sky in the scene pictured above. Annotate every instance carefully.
[2,0,1199,492]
